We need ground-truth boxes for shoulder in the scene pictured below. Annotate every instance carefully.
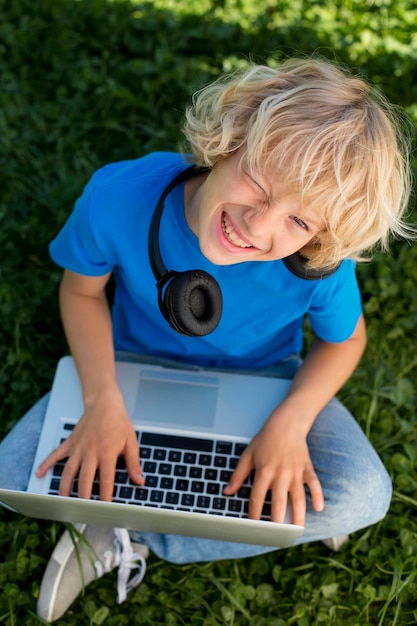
[302,260,359,310]
[322,258,357,288]
[87,152,190,194]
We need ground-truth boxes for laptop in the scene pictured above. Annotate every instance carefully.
[0,356,304,548]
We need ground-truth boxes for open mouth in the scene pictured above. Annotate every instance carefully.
[221,213,253,249]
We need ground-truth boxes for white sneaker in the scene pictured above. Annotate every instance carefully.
[37,523,149,623]
[321,534,349,551]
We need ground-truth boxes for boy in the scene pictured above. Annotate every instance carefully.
[0,57,412,622]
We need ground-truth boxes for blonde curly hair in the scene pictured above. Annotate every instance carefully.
[183,57,413,269]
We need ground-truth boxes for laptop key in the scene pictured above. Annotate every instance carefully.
[238,486,251,499]
[228,499,242,513]
[220,470,232,483]
[234,443,247,456]
[191,481,204,493]
[119,486,133,499]
[150,490,164,503]
[197,495,211,508]
[189,466,202,479]
[141,432,213,452]
[216,441,232,454]
[52,464,64,477]
[49,478,60,492]
[145,475,158,488]
[262,502,271,517]
[175,479,189,491]
[116,456,126,469]
[181,494,195,507]
[134,487,149,501]
[204,468,218,481]
[140,447,152,459]
[115,470,128,484]
[166,492,179,505]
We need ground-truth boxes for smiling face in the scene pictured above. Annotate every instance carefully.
[184,149,323,266]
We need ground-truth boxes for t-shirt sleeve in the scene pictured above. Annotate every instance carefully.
[308,260,362,343]
[49,168,115,276]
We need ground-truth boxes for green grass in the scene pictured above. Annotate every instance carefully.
[1,0,417,623]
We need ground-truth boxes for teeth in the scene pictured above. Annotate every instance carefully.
[222,214,252,248]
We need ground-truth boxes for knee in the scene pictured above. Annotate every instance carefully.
[309,401,393,532]
[0,394,49,491]
[354,458,392,522]
[325,454,392,532]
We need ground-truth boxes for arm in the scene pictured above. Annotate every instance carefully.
[36,269,144,500]
[224,313,367,526]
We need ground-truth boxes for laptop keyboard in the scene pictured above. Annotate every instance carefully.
[48,425,272,520]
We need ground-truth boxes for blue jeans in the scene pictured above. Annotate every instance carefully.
[0,353,391,564]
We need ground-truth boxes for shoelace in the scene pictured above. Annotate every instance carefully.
[95,528,147,604]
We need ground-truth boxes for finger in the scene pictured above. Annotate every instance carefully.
[248,470,271,520]
[286,482,306,527]
[270,480,292,524]
[35,441,71,478]
[97,462,116,502]
[58,454,82,497]
[77,457,102,500]
[125,437,144,485]
[306,470,324,513]
[223,452,253,495]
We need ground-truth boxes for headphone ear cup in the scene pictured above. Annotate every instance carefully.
[162,270,222,337]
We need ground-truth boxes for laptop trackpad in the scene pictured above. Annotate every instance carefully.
[133,369,218,428]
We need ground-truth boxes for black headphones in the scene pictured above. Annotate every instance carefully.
[148,166,340,337]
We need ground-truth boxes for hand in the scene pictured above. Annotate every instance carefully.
[223,412,324,526]
[35,390,144,501]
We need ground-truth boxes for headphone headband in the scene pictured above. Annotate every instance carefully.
[283,253,340,280]
[149,166,222,336]
[148,166,202,280]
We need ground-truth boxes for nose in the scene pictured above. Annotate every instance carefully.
[244,206,280,238]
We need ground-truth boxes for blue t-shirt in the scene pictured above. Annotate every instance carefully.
[49,152,362,369]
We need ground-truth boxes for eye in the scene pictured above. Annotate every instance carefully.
[291,215,309,231]
[247,175,271,210]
